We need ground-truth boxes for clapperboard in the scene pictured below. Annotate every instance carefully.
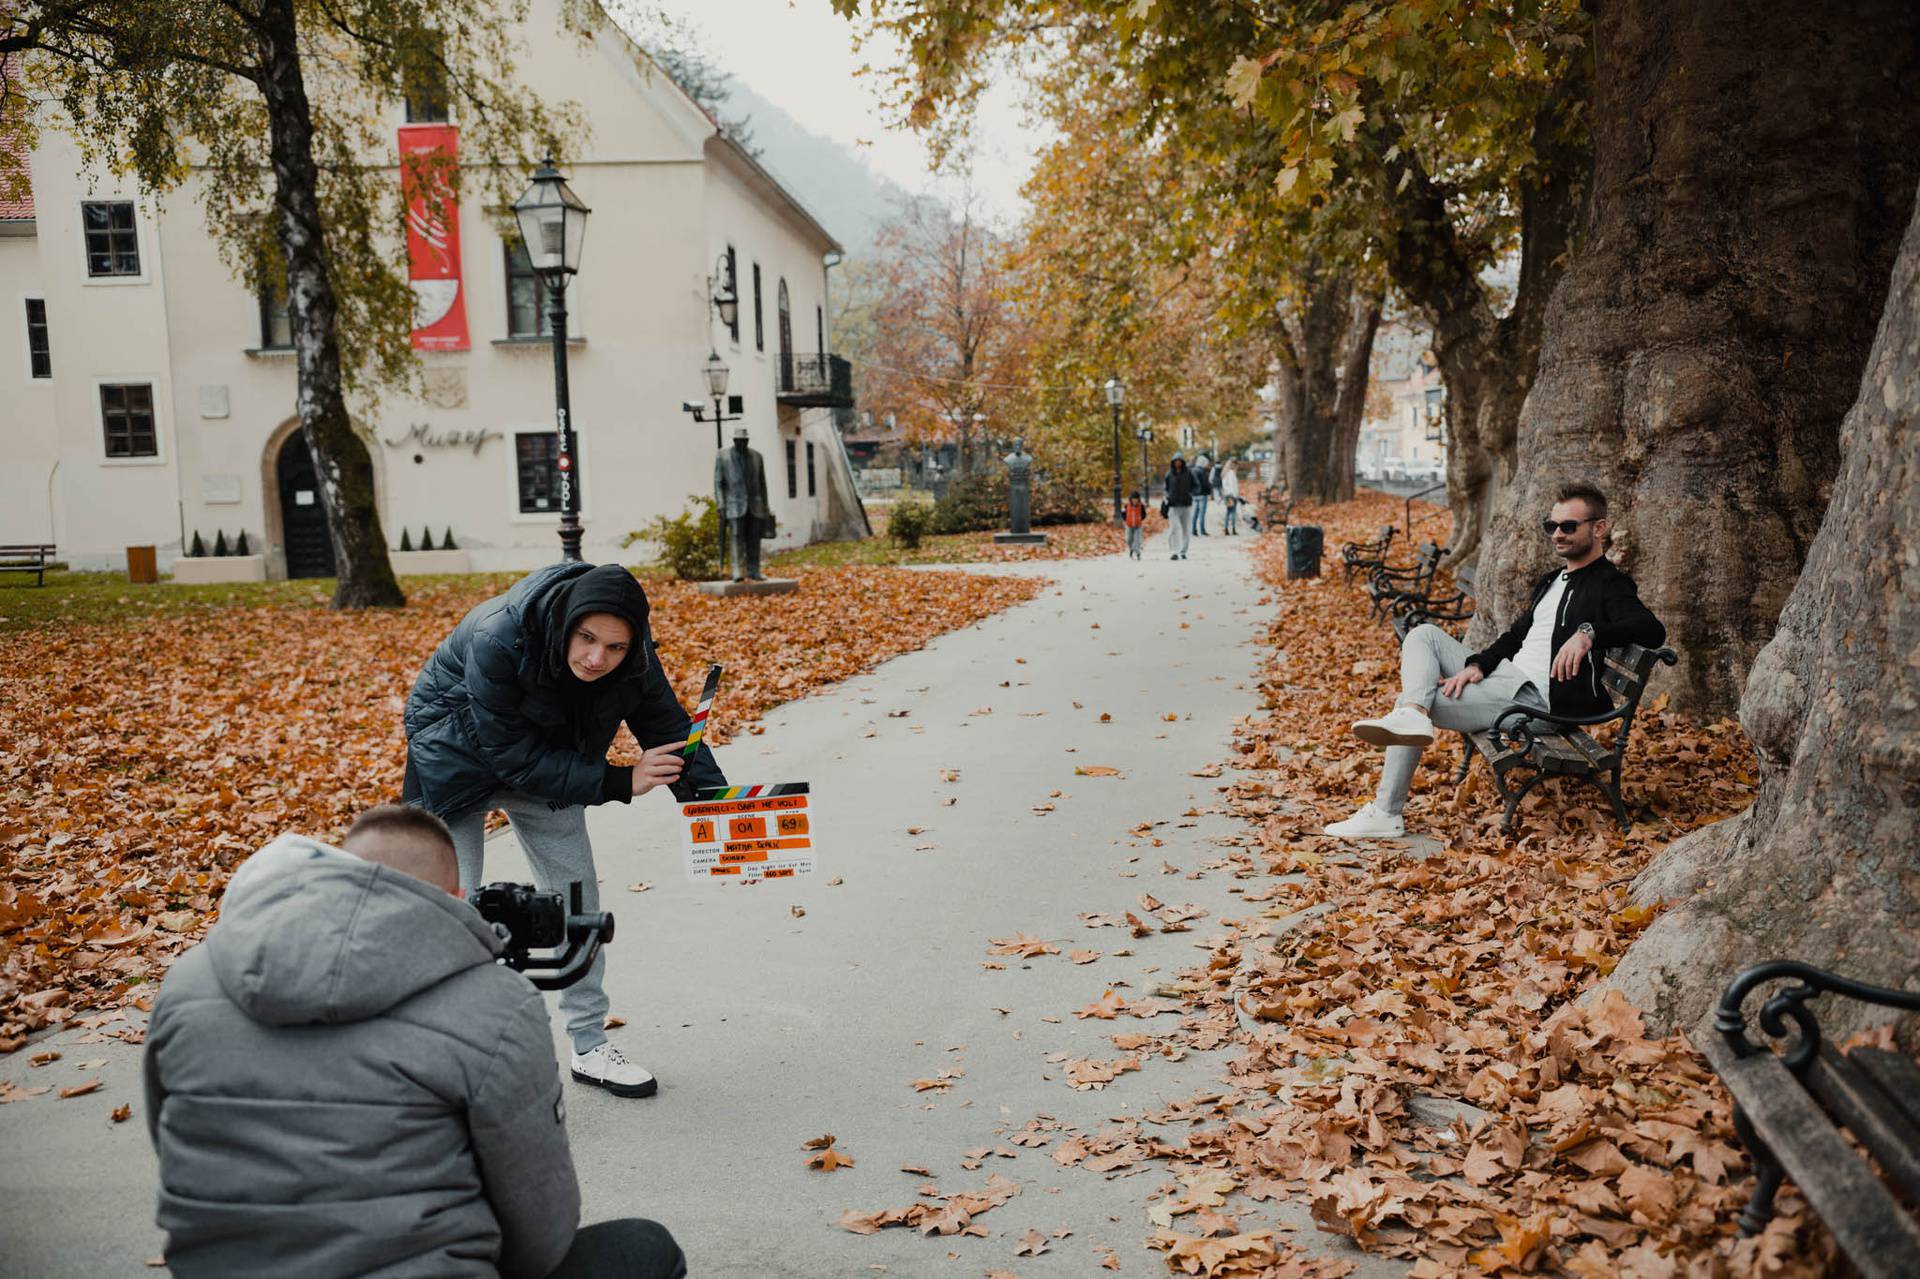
[680,783,817,885]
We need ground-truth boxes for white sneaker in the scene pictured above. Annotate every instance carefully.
[571,1043,658,1097]
[1352,706,1435,748]
[1322,802,1407,839]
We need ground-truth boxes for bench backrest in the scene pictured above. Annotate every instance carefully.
[1597,643,1678,760]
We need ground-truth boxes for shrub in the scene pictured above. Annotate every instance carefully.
[213,530,229,557]
[399,527,413,552]
[888,497,936,549]
[442,527,457,549]
[625,496,722,581]
[928,469,1103,535]
[235,530,250,556]
[189,531,206,558]
[420,526,436,551]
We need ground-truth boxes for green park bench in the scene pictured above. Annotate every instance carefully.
[0,544,57,587]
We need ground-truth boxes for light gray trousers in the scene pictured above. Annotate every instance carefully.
[1167,505,1192,557]
[1376,624,1544,814]
[448,792,609,1055]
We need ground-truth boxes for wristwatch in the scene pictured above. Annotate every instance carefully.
[1577,622,1596,641]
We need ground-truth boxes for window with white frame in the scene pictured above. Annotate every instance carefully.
[258,269,293,349]
[82,201,141,277]
[505,239,555,339]
[25,299,50,377]
[515,430,562,513]
[100,383,157,458]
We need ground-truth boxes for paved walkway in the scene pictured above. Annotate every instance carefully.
[1,522,1403,1277]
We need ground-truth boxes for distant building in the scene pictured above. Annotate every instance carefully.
[0,1,865,576]
[1356,319,1446,483]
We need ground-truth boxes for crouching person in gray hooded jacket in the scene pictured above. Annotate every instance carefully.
[142,806,687,1279]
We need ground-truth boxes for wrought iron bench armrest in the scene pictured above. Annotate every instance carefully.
[1715,960,1920,1073]
[1490,701,1631,754]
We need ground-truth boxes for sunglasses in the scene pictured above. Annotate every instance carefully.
[1541,518,1596,535]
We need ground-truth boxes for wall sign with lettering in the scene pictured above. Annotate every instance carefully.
[381,422,503,456]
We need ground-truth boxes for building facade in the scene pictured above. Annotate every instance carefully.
[0,5,863,576]
[1355,319,1447,483]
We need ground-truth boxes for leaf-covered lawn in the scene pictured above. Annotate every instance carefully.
[0,566,1043,1048]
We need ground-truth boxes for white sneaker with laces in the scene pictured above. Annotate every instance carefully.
[1351,705,1436,748]
[570,1043,658,1097]
[1322,802,1406,839]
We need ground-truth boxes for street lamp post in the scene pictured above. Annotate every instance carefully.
[1104,377,1125,520]
[512,158,591,562]
[1136,424,1154,496]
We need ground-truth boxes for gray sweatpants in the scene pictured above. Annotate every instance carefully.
[449,792,609,1055]
[1167,505,1192,557]
[1375,624,1544,814]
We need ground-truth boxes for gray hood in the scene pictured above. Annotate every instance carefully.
[207,834,505,1027]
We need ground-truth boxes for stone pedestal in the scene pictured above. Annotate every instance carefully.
[390,549,473,576]
[992,532,1048,546]
[695,578,799,598]
[170,554,267,584]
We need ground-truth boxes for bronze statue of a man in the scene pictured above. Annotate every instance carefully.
[713,425,772,581]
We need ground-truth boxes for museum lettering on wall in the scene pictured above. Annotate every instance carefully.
[383,421,504,460]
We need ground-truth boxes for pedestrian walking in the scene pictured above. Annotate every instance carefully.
[1220,461,1241,534]
[402,562,725,1099]
[1191,453,1212,536]
[1163,454,1195,559]
[1123,491,1147,559]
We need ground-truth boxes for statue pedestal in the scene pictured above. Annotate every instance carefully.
[993,532,1048,546]
[696,578,800,598]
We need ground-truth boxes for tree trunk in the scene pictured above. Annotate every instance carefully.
[256,0,403,608]
[1608,190,1920,1044]
[1271,262,1381,502]
[1474,0,1920,714]
[1368,77,1585,573]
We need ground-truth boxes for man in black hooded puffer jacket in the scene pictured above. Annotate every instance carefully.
[404,562,725,1098]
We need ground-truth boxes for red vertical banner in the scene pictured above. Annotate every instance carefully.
[399,124,470,351]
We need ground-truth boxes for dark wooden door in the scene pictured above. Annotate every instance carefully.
[277,432,337,579]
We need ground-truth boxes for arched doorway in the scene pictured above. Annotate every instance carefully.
[276,431,338,578]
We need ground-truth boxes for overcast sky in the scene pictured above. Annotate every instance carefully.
[638,0,1048,223]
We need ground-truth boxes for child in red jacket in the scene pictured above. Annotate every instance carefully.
[1123,491,1147,560]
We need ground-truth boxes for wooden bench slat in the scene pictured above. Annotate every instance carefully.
[1706,1042,1920,1274]
[1806,1045,1920,1207]
[1853,1048,1920,1134]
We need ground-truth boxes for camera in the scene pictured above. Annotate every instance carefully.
[470,881,615,991]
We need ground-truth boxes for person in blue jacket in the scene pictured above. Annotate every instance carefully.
[403,562,724,1098]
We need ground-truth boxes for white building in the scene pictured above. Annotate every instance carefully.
[0,5,864,577]
[1356,319,1447,483]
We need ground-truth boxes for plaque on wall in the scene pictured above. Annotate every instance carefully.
[420,365,468,409]
[199,385,231,419]
[202,473,243,505]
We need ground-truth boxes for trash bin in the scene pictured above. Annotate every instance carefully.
[127,546,158,584]
[1284,525,1323,580]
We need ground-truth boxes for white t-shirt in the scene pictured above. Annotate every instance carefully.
[1510,571,1570,696]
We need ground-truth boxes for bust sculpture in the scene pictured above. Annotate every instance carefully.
[1004,437,1033,537]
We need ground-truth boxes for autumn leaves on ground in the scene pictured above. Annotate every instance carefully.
[0,565,1043,1050]
[0,497,1825,1275]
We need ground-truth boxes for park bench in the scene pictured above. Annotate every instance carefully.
[0,544,56,587]
[1249,486,1292,532]
[1340,525,1397,580]
[1367,540,1443,620]
[1389,563,1476,642]
[1702,960,1920,1274]
[1458,642,1676,831]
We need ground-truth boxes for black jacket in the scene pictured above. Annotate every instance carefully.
[1164,464,1197,506]
[1192,466,1212,497]
[402,563,725,819]
[1466,556,1666,718]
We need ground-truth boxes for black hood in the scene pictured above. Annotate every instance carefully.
[539,563,653,684]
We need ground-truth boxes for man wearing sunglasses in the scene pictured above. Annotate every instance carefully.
[1325,481,1665,838]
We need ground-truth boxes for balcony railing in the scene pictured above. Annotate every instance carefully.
[777,353,854,409]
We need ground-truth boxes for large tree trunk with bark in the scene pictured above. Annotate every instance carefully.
[257,0,403,609]
[1367,78,1585,571]
[1474,0,1920,714]
[1270,261,1382,502]
[1609,191,1920,1044]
